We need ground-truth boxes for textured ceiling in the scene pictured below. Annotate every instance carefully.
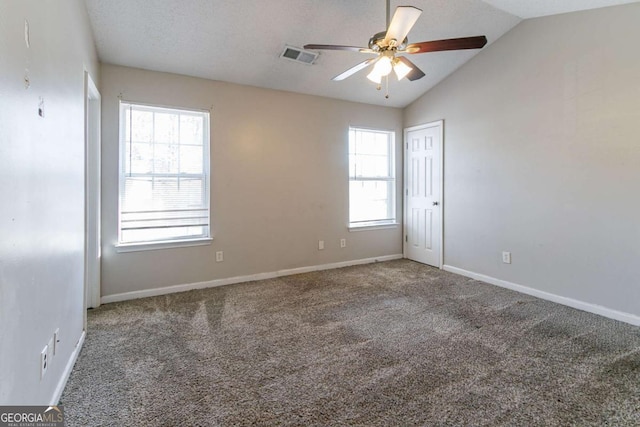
[84,0,638,108]
[480,0,639,18]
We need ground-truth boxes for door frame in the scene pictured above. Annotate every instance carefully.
[403,120,444,268]
[84,70,101,317]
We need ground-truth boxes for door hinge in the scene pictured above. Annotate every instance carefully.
[405,235,408,242]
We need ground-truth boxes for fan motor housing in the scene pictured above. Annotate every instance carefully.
[368,31,408,51]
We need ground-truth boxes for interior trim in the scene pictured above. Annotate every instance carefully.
[101,254,404,304]
[443,265,640,326]
[52,331,86,405]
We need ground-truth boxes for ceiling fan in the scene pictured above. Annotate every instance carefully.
[304,0,487,95]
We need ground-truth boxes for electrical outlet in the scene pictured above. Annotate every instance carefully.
[216,251,223,262]
[318,240,324,250]
[53,329,60,356]
[502,251,512,264]
[340,238,346,248]
[40,345,48,379]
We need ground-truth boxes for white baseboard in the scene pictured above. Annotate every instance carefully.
[443,265,640,326]
[101,254,404,305]
[52,330,85,405]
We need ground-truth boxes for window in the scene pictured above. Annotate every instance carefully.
[118,102,210,246]
[349,127,396,228]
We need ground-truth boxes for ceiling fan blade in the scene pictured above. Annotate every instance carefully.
[384,6,422,46]
[406,36,487,54]
[332,58,378,81]
[304,44,366,52]
[396,56,425,81]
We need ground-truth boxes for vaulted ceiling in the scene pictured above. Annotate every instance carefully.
[85,0,639,108]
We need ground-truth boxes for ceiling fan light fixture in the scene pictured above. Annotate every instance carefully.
[393,59,412,80]
[373,55,393,76]
[366,69,383,84]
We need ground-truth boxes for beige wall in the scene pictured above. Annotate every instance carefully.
[405,4,640,318]
[100,64,403,298]
[0,0,99,404]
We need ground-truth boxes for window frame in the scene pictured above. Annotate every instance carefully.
[348,126,398,230]
[116,101,212,251]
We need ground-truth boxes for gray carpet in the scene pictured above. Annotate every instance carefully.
[61,260,640,426]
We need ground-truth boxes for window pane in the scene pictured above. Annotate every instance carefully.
[131,110,153,143]
[349,180,393,223]
[154,112,179,144]
[129,142,153,174]
[153,144,179,174]
[179,178,205,207]
[180,115,203,145]
[358,132,388,156]
[180,145,203,174]
[122,177,152,211]
[353,154,389,178]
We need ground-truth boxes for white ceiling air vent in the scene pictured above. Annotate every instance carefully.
[280,45,318,65]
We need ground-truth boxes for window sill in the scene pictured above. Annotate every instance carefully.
[115,237,213,253]
[348,222,399,232]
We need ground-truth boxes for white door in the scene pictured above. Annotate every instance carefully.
[85,72,101,311]
[404,121,442,267]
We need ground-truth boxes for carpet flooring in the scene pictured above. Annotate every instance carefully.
[61,260,640,426]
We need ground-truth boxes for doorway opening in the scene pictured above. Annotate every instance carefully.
[84,72,101,318]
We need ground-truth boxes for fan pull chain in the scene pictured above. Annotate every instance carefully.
[385,75,389,99]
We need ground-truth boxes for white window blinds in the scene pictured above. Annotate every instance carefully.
[119,102,210,244]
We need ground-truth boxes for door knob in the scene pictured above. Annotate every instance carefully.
[433,201,439,206]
